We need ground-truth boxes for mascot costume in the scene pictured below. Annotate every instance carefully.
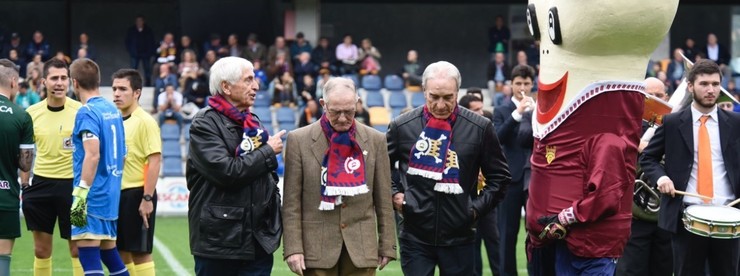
[524,0,679,274]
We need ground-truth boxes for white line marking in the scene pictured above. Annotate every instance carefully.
[153,235,191,276]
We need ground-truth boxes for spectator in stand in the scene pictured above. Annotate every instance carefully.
[253,60,268,90]
[7,49,26,78]
[298,98,320,127]
[1,33,23,60]
[311,37,337,75]
[516,50,529,67]
[226,34,242,57]
[202,33,228,58]
[704,33,732,87]
[125,16,156,86]
[400,50,423,91]
[495,84,513,107]
[646,61,663,78]
[156,32,177,65]
[353,98,370,125]
[176,35,198,64]
[358,38,381,76]
[153,63,178,111]
[25,31,51,61]
[293,52,316,93]
[299,74,317,106]
[666,48,685,93]
[157,84,184,129]
[183,74,209,109]
[27,68,43,95]
[267,36,289,65]
[488,15,511,55]
[316,68,332,99]
[488,52,510,93]
[14,81,40,109]
[335,34,359,75]
[76,48,88,61]
[243,33,267,65]
[270,71,298,107]
[682,38,697,62]
[199,50,218,74]
[267,52,292,81]
[289,32,312,62]
[75,33,96,61]
[53,51,71,65]
[26,54,43,80]
[177,49,199,89]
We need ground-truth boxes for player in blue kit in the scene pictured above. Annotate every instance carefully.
[69,58,129,276]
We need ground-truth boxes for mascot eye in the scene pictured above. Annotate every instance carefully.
[548,7,562,45]
[527,4,540,40]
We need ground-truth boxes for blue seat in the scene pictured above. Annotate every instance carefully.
[252,107,272,124]
[392,107,406,119]
[162,157,183,176]
[388,93,407,108]
[254,92,271,107]
[279,122,296,132]
[384,75,404,91]
[365,91,385,107]
[276,107,295,123]
[372,124,388,133]
[342,74,360,88]
[161,124,180,141]
[183,123,191,141]
[411,92,426,107]
[361,75,382,90]
[162,140,182,158]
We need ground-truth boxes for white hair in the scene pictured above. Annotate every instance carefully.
[209,56,253,96]
[422,61,461,90]
[322,77,358,104]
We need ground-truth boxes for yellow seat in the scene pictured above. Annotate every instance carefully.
[368,107,391,127]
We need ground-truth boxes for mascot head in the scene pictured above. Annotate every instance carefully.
[527,0,679,129]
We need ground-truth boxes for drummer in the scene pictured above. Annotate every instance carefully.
[640,59,740,276]
[616,77,673,276]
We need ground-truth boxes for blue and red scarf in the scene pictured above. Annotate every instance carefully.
[407,106,462,194]
[319,114,368,210]
[208,94,269,156]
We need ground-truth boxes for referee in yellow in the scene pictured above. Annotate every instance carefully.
[111,69,162,276]
[20,59,84,276]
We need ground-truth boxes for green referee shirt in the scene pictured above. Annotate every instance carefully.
[0,94,34,211]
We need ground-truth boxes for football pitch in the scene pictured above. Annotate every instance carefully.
[10,217,528,275]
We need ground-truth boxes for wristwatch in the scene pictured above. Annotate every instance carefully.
[142,194,153,202]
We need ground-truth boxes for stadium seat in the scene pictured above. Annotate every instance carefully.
[276,107,296,123]
[368,106,391,127]
[388,93,408,108]
[162,140,182,158]
[392,107,406,118]
[342,74,360,88]
[162,157,183,176]
[183,123,191,141]
[361,75,382,90]
[411,92,426,107]
[365,91,385,107]
[384,75,404,91]
[254,92,271,107]
[735,76,740,89]
[373,124,388,133]
[252,106,272,124]
[279,122,296,132]
[161,124,180,141]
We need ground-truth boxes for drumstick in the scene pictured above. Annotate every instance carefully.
[674,190,713,201]
[727,198,740,207]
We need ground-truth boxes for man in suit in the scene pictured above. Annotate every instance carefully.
[703,33,732,88]
[641,59,740,276]
[492,64,535,276]
[283,77,396,276]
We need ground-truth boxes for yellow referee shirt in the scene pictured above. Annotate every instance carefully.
[122,107,162,190]
[26,97,82,179]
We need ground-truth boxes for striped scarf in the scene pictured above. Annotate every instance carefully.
[407,106,462,194]
[208,94,269,156]
[319,114,368,210]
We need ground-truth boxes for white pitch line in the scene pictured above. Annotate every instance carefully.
[153,235,191,276]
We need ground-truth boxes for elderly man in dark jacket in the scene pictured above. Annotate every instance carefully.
[187,56,286,276]
[387,61,511,276]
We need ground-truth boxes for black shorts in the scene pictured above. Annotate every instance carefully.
[117,187,157,253]
[0,210,21,239]
[21,175,73,239]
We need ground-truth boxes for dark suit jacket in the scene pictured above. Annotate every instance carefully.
[704,44,731,66]
[493,100,533,184]
[640,107,740,233]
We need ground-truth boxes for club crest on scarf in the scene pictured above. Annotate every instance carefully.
[208,94,269,156]
[407,106,462,194]
[319,114,369,210]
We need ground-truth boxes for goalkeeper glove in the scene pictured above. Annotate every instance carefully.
[70,185,90,227]
[537,207,577,240]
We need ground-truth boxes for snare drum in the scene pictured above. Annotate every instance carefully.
[682,205,740,239]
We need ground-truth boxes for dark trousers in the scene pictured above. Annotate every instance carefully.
[400,238,475,276]
[616,219,672,276]
[474,208,500,276]
[130,56,152,86]
[498,172,529,276]
[527,240,555,276]
[672,223,740,276]
[194,253,273,276]
[555,242,617,275]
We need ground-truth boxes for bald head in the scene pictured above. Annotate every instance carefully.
[645,77,667,101]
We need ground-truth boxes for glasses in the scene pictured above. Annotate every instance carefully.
[326,108,356,118]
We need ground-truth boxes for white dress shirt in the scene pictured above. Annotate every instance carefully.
[684,105,734,205]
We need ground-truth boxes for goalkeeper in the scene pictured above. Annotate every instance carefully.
[69,59,129,276]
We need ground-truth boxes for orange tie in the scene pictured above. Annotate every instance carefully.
[697,115,713,203]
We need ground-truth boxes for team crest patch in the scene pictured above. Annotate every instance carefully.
[344,157,361,174]
[63,137,74,150]
[546,145,556,164]
[240,129,264,154]
[414,131,446,164]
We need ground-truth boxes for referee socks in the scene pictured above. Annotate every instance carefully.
[34,256,52,276]
[0,255,10,276]
[135,261,155,276]
[72,257,84,276]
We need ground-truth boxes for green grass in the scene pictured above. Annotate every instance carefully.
[11,217,528,275]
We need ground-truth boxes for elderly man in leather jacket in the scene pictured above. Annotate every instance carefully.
[387,61,511,276]
[187,56,286,276]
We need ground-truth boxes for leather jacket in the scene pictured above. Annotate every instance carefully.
[387,106,511,246]
[187,106,282,260]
